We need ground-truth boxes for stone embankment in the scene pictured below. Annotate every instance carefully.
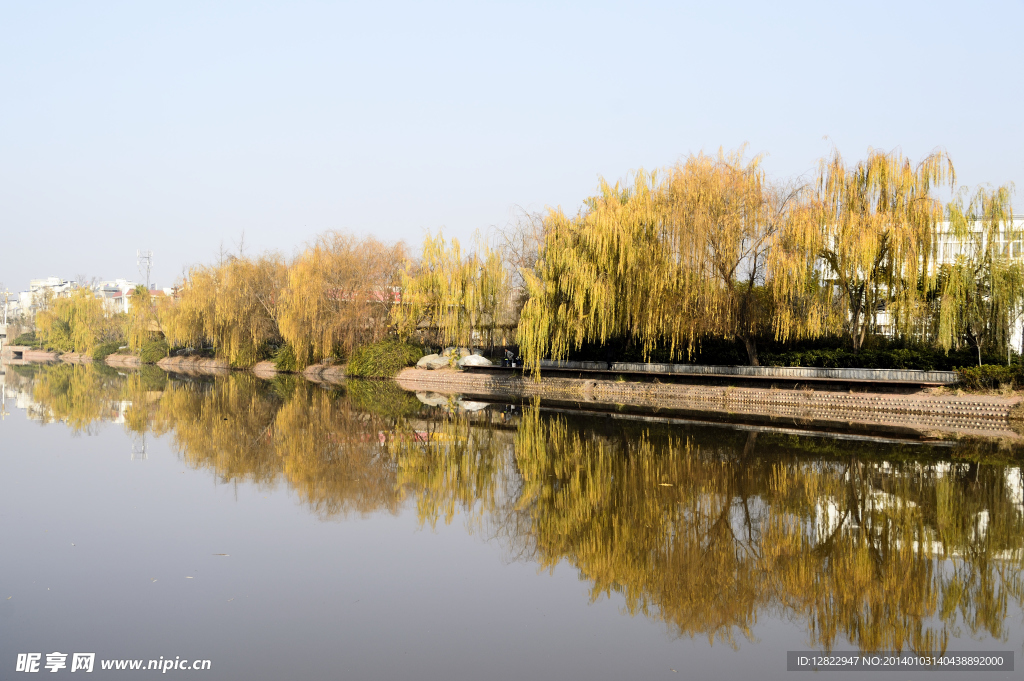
[396,368,1024,440]
[0,346,61,363]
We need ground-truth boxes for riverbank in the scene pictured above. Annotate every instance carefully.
[6,349,1024,440]
[395,367,1024,441]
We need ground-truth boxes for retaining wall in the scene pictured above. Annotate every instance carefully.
[397,368,1023,440]
[538,360,959,384]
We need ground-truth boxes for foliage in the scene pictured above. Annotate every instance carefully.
[345,338,424,378]
[91,341,122,362]
[936,185,1023,365]
[124,285,156,352]
[35,288,120,353]
[165,253,287,367]
[802,148,955,352]
[273,343,299,372]
[139,338,169,364]
[12,332,39,346]
[392,232,508,349]
[955,365,1024,391]
[517,150,819,373]
[279,232,405,367]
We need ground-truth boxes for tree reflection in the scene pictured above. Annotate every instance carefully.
[13,363,1024,652]
[510,411,1024,652]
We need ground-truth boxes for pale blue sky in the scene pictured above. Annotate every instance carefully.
[2,0,1022,291]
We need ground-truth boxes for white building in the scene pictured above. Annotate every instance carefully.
[873,217,1024,351]
[17,277,77,318]
[93,279,143,314]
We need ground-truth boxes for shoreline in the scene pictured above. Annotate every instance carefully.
[7,350,1024,441]
[394,367,1024,442]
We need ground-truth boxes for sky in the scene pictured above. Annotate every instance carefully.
[1,0,1022,293]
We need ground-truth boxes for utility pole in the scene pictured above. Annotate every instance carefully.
[137,249,153,289]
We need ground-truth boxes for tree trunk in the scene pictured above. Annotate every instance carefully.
[742,335,759,366]
[848,310,861,354]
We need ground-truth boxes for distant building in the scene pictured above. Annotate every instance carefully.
[872,217,1024,351]
[94,279,142,314]
[17,277,77,318]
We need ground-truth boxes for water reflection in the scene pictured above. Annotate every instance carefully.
[4,362,1024,654]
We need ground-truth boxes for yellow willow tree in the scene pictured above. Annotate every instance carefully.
[392,232,509,350]
[936,185,1022,365]
[278,232,406,366]
[125,285,156,352]
[664,151,815,364]
[517,172,675,372]
[808,148,955,353]
[166,253,287,366]
[517,150,814,371]
[35,287,116,353]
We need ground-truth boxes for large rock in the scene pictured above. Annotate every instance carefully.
[416,353,451,370]
[457,353,492,368]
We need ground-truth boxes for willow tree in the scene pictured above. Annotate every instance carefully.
[167,253,287,366]
[278,233,405,366]
[665,151,816,364]
[811,148,955,352]
[517,150,812,371]
[125,285,155,352]
[35,287,116,353]
[516,171,672,372]
[392,232,508,350]
[936,185,1021,365]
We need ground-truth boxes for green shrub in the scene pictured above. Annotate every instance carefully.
[955,365,1024,391]
[346,339,425,378]
[12,332,39,347]
[273,344,299,372]
[139,338,169,364]
[91,341,122,362]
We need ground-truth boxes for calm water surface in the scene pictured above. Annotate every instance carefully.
[2,363,1023,680]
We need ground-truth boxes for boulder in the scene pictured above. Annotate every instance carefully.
[416,353,451,370]
[457,353,492,368]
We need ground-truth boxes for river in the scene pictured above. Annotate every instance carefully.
[1,362,1022,680]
